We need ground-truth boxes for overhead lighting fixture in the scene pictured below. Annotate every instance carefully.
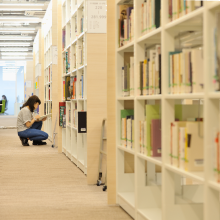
[0,28,35,31]
[0,9,43,11]
[0,43,31,46]
[0,17,41,20]
[2,57,26,59]
[0,37,33,40]
[0,48,29,51]
[3,23,22,26]
[0,30,35,33]
[1,52,29,56]
[0,4,44,6]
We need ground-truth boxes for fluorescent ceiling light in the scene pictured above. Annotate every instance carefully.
[0,30,35,33]
[1,52,29,56]
[0,44,31,46]
[0,9,43,11]
[0,28,35,31]
[3,67,20,69]
[0,37,33,40]
[2,57,25,59]
[0,48,29,51]
[0,4,44,6]
[0,17,40,20]
[3,23,22,26]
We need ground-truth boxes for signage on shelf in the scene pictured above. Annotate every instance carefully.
[87,1,107,33]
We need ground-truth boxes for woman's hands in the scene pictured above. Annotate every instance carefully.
[35,115,40,121]
[41,117,47,122]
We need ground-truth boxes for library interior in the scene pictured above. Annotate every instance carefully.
[0,0,220,220]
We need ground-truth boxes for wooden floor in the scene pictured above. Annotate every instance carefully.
[0,129,132,220]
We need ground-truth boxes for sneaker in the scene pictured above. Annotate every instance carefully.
[33,140,47,145]
[19,137,30,146]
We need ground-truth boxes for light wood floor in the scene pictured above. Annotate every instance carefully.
[0,129,132,220]
[0,116,17,127]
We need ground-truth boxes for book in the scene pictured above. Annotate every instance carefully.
[185,121,204,171]
[151,119,161,157]
[65,76,71,100]
[168,0,202,21]
[146,105,160,156]
[121,109,134,148]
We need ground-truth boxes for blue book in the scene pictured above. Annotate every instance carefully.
[126,7,133,40]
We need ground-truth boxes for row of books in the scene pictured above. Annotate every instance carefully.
[169,48,203,94]
[45,66,52,83]
[62,30,66,51]
[45,85,51,101]
[118,5,134,47]
[63,75,84,100]
[121,109,135,149]
[213,13,220,92]
[122,56,134,97]
[168,0,203,22]
[63,50,71,74]
[138,45,161,96]
[141,0,161,36]
[73,108,78,128]
[44,102,52,115]
[80,16,84,33]
[139,105,161,156]
[170,120,204,172]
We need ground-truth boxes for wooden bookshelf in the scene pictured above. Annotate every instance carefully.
[61,0,107,183]
[115,1,220,220]
[41,0,60,145]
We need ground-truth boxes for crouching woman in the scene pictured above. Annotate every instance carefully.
[17,95,48,146]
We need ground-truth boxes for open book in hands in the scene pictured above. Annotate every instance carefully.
[38,113,52,121]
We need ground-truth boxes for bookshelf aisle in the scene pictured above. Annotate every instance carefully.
[61,0,107,182]
[115,1,220,220]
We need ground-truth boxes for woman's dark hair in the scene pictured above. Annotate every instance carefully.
[22,95,41,112]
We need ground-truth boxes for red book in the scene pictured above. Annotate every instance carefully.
[151,119,161,157]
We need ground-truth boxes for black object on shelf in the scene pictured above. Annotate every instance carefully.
[78,111,87,133]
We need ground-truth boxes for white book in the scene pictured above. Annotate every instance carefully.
[144,2,147,34]
[144,120,147,156]
[172,123,178,167]
[179,127,185,169]
[122,67,124,97]
[149,60,152,95]
[169,54,173,94]
[155,45,161,94]
[130,57,134,96]
[127,118,131,148]
[151,0,155,31]
[124,19,127,45]
[141,121,144,154]
[121,118,124,146]
[192,48,204,93]
[180,52,185,93]
[147,0,151,33]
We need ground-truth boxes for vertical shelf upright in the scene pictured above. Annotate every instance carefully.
[115,1,220,220]
[42,1,53,141]
[61,0,107,183]
[33,29,44,117]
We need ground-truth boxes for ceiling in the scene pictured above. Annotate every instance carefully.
[0,0,50,61]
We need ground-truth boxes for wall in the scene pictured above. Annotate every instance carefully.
[24,61,34,101]
[0,67,16,115]
[17,67,24,104]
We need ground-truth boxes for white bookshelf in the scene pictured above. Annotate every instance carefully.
[42,1,53,141]
[115,1,220,220]
[61,0,88,174]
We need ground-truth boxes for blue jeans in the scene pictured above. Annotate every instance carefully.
[18,121,48,141]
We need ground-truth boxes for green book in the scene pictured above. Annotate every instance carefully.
[146,105,160,156]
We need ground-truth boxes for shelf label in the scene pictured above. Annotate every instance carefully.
[52,46,58,65]
[87,1,107,33]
